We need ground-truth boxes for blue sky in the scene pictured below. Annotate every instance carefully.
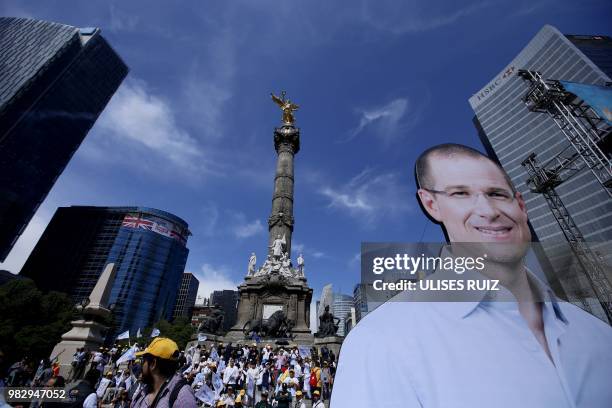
[1,1,611,320]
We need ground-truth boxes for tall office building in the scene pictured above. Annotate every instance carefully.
[353,283,369,323]
[470,25,612,318]
[20,206,190,335]
[318,284,334,318]
[173,272,200,321]
[332,293,353,337]
[210,290,239,332]
[0,18,128,261]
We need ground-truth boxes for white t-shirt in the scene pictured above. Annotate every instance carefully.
[83,392,97,408]
[223,365,239,384]
[283,377,299,397]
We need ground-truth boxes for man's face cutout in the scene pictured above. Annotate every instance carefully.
[417,154,531,262]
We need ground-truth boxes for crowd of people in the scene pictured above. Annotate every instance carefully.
[182,340,335,407]
[1,338,337,407]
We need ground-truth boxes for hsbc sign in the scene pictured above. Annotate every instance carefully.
[475,66,515,102]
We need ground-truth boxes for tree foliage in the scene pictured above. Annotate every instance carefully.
[0,279,77,364]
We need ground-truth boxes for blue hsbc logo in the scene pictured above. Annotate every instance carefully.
[476,66,515,101]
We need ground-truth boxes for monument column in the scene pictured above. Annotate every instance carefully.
[268,93,300,258]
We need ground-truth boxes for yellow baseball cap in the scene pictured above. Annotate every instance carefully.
[135,338,179,360]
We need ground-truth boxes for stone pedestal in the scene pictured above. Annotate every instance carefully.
[314,336,344,357]
[50,263,117,378]
[225,272,313,344]
[186,333,226,351]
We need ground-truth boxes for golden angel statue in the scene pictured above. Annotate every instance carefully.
[271,91,299,124]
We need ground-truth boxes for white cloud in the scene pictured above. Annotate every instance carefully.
[109,4,140,32]
[79,79,224,182]
[191,263,240,301]
[233,219,264,239]
[349,252,361,266]
[98,80,202,164]
[0,210,50,273]
[319,168,413,226]
[342,96,425,145]
[346,98,408,141]
[361,1,489,34]
[292,241,326,260]
[198,202,219,237]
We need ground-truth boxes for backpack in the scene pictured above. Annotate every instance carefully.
[168,377,188,407]
[132,377,188,408]
[309,370,317,387]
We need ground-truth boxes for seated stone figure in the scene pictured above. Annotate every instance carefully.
[316,305,340,337]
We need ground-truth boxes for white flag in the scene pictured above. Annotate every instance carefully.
[210,347,219,362]
[136,328,142,338]
[212,373,223,398]
[116,345,137,366]
[247,376,255,397]
[298,345,311,358]
[198,333,207,343]
[117,330,130,340]
[150,328,160,338]
[195,383,216,405]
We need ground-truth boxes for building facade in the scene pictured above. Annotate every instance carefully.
[332,293,353,337]
[191,302,219,329]
[210,290,239,332]
[0,18,128,261]
[173,273,200,321]
[20,206,190,336]
[353,283,369,323]
[470,25,612,319]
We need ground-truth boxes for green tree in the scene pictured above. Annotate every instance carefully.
[0,279,77,364]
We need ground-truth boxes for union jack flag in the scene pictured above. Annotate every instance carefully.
[122,215,154,230]
[122,214,188,246]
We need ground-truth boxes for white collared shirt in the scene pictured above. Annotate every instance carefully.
[331,279,612,407]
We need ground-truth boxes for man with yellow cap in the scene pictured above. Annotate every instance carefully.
[130,337,197,407]
[294,390,306,408]
[311,390,324,408]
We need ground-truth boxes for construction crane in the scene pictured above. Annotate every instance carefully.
[518,69,612,322]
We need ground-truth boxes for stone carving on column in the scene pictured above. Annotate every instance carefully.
[269,234,286,260]
[247,252,256,276]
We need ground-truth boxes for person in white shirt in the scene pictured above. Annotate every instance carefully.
[283,369,300,397]
[331,143,612,408]
[301,359,311,399]
[294,390,307,408]
[311,390,324,408]
[223,359,240,390]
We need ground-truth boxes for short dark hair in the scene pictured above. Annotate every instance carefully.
[143,354,178,378]
[415,143,516,193]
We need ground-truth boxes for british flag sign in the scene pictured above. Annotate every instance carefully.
[122,214,188,245]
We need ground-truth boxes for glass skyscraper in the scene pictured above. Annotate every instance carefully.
[173,272,200,320]
[470,25,612,319]
[0,17,128,261]
[20,206,190,336]
[332,293,353,337]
